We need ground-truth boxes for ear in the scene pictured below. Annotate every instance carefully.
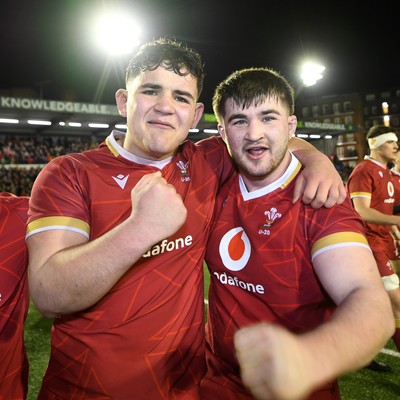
[288,115,298,138]
[191,102,205,128]
[115,89,128,117]
[217,124,226,142]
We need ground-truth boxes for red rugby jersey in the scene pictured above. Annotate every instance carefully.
[203,155,369,400]
[0,193,29,400]
[27,132,232,399]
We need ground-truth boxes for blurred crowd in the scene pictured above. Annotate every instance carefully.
[330,153,355,184]
[1,135,351,196]
[0,135,101,195]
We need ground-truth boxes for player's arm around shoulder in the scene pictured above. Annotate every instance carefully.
[289,137,346,209]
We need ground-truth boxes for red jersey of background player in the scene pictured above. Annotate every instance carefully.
[0,192,29,400]
[388,166,400,260]
[347,156,395,275]
[203,154,369,400]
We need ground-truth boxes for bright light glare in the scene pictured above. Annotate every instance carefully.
[94,11,141,55]
[115,123,127,130]
[0,118,19,124]
[88,123,109,128]
[300,62,325,87]
[27,120,51,126]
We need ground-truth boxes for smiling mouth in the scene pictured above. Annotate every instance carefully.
[246,147,268,157]
[149,121,174,129]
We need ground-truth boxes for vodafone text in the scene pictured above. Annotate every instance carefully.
[213,271,265,294]
[142,235,193,258]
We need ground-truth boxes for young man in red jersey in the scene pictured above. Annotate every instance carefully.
[347,125,400,356]
[201,68,394,400]
[0,192,30,399]
[388,150,400,273]
[27,38,346,399]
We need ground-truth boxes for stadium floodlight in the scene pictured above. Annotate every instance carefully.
[300,62,325,87]
[93,10,141,55]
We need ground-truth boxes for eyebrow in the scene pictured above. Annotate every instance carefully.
[227,108,281,123]
[139,83,195,101]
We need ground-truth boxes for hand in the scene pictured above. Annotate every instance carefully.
[129,171,187,243]
[293,153,346,209]
[234,323,315,400]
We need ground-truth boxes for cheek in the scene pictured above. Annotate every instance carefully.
[179,108,197,126]
[225,138,240,156]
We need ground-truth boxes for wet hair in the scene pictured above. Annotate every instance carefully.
[125,37,205,99]
[212,67,295,123]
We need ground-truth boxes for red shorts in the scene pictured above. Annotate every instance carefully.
[368,236,394,277]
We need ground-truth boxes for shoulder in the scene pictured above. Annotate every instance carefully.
[195,135,224,151]
[0,192,29,224]
[0,192,29,208]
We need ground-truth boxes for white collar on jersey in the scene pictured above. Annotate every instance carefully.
[391,167,400,177]
[239,151,300,201]
[107,130,173,169]
[364,155,388,169]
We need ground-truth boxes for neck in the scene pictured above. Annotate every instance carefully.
[241,151,292,192]
[369,151,388,165]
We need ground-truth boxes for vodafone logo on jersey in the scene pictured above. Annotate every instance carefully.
[388,181,394,197]
[219,227,251,271]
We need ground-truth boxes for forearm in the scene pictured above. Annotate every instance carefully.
[288,137,346,208]
[29,171,187,318]
[234,291,392,400]
[356,206,400,226]
[299,287,394,387]
[289,137,326,162]
[28,218,155,317]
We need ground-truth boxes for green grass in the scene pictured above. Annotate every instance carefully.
[24,302,52,400]
[24,268,400,399]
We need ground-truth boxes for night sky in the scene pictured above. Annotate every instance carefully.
[1,0,398,113]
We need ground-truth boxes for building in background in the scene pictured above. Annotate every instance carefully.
[1,86,400,168]
[295,87,400,182]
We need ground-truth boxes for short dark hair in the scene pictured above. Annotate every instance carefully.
[367,124,397,139]
[125,37,205,99]
[212,67,295,123]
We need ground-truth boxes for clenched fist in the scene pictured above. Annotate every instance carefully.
[234,323,315,400]
[129,171,187,245]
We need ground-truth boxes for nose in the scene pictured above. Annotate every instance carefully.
[154,92,174,114]
[245,120,263,142]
